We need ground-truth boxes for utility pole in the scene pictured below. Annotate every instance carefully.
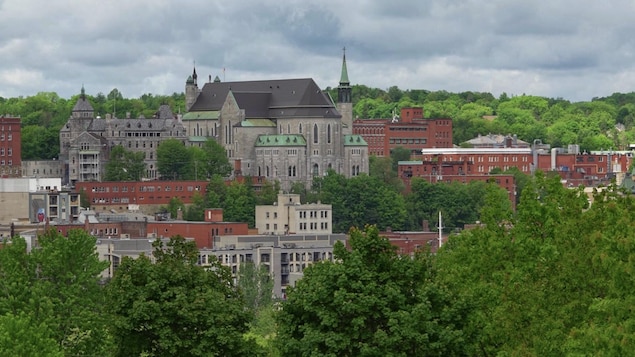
[437,211,444,249]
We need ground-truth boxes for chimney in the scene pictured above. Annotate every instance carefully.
[176,208,183,220]
[234,159,242,177]
[205,208,223,222]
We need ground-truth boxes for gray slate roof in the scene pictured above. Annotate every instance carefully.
[189,78,340,119]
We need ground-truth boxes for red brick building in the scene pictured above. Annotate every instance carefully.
[353,107,453,157]
[0,116,21,177]
[75,180,210,209]
[54,208,249,250]
[398,147,633,209]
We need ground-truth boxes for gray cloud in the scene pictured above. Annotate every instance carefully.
[1,0,635,102]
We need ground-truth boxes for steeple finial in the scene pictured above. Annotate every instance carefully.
[340,47,349,85]
[80,85,86,99]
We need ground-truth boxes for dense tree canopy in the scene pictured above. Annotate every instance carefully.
[276,225,467,356]
[107,235,259,356]
[0,229,111,356]
[104,145,146,181]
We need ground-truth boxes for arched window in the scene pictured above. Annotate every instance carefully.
[312,163,319,176]
[266,166,270,177]
[327,124,331,143]
[313,124,318,144]
[258,166,262,176]
[299,123,302,134]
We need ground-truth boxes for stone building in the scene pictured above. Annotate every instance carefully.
[59,87,187,185]
[183,52,368,189]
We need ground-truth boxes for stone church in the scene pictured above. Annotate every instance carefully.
[181,52,368,189]
[59,53,367,188]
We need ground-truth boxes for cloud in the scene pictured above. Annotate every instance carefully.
[1,0,635,102]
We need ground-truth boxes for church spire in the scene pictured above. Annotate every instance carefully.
[337,47,351,104]
[339,47,350,86]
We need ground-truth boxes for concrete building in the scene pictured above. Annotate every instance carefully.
[184,51,368,190]
[22,160,63,178]
[255,193,332,235]
[59,87,187,185]
[202,233,346,298]
[353,107,453,157]
[0,115,22,178]
[0,178,70,223]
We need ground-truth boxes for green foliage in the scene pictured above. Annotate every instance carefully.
[436,173,635,355]
[314,172,407,232]
[0,229,112,356]
[156,138,191,180]
[277,225,467,356]
[104,145,146,181]
[223,181,257,227]
[190,139,232,179]
[107,235,259,356]
[0,313,63,357]
[237,262,274,314]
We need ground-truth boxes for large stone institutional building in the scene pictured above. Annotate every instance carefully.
[59,54,368,189]
[59,87,187,186]
[182,52,368,189]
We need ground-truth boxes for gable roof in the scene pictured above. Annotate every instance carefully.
[189,78,340,119]
[255,134,306,147]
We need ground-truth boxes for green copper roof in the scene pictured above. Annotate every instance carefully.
[398,160,423,165]
[188,136,209,142]
[340,50,350,85]
[343,134,367,146]
[240,119,276,127]
[182,111,219,120]
[255,134,306,147]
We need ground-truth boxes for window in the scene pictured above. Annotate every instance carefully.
[327,124,331,143]
[313,124,318,144]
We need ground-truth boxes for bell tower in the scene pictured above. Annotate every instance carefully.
[337,48,353,135]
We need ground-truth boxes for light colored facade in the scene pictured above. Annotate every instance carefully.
[22,160,63,178]
[255,193,332,235]
[59,87,187,185]
[0,178,66,223]
[202,233,346,298]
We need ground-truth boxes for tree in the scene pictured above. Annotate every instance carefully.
[223,181,257,227]
[390,146,411,172]
[0,313,63,357]
[0,229,112,356]
[237,262,273,314]
[195,139,232,178]
[104,145,146,181]
[107,235,259,356]
[157,138,191,180]
[277,225,466,356]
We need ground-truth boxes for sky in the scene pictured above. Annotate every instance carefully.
[2,0,635,102]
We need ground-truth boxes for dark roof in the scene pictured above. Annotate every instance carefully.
[72,96,94,112]
[189,78,340,119]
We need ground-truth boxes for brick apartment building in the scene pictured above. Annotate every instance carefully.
[0,116,21,178]
[353,107,453,157]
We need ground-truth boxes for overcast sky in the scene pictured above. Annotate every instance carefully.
[2,0,635,102]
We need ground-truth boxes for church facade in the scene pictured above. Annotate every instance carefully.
[182,53,368,189]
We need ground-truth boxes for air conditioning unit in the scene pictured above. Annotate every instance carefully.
[120,233,130,239]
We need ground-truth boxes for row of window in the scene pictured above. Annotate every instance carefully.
[91,185,200,193]
[298,211,329,219]
[389,138,427,145]
[298,222,328,230]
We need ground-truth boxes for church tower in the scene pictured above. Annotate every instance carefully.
[185,66,199,112]
[337,48,353,135]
